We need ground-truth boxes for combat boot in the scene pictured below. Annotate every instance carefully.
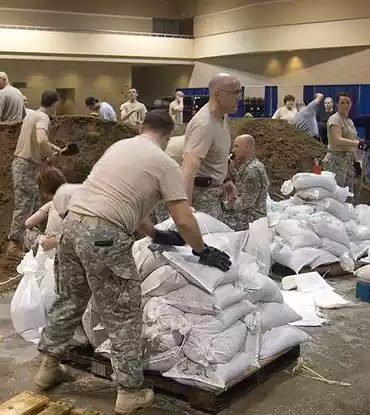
[34,354,73,390]
[6,241,24,261]
[115,388,155,415]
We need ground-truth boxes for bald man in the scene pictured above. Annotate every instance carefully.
[0,72,26,122]
[182,73,241,219]
[222,135,269,230]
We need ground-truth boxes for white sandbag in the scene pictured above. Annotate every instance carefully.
[244,217,271,275]
[184,301,255,334]
[339,252,355,273]
[354,264,370,281]
[163,353,257,392]
[81,298,108,348]
[203,231,248,261]
[270,239,321,274]
[295,185,352,203]
[138,249,168,281]
[141,265,188,296]
[275,219,322,250]
[144,347,183,373]
[322,238,350,257]
[281,179,295,196]
[155,212,232,235]
[283,204,315,217]
[163,251,239,294]
[350,240,370,260]
[309,212,350,246]
[243,302,301,332]
[292,172,337,192]
[183,321,247,366]
[142,324,184,352]
[334,186,353,203]
[315,197,354,222]
[346,221,370,241]
[163,284,247,315]
[260,325,309,359]
[355,204,370,227]
[309,251,339,269]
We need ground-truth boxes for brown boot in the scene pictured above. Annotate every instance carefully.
[115,389,154,415]
[34,354,74,390]
[6,241,24,261]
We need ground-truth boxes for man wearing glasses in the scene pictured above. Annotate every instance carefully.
[182,73,241,220]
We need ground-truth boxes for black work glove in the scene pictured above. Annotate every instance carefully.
[152,229,186,246]
[358,141,370,152]
[192,245,232,272]
[353,161,362,177]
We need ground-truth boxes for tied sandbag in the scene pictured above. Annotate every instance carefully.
[163,284,248,315]
[155,212,232,234]
[309,251,339,269]
[275,219,322,250]
[350,241,370,261]
[243,302,301,332]
[345,221,370,242]
[141,265,188,296]
[354,264,370,281]
[292,172,337,192]
[322,237,350,257]
[295,185,352,203]
[355,205,370,227]
[183,321,247,366]
[309,212,350,247]
[260,325,309,359]
[203,231,249,261]
[314,197,354,223]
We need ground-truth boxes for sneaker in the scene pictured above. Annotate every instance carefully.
[115,388,155,415]
[34,354,73,390]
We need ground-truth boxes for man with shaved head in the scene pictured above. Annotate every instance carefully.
[0,71,26,122]
[182,73,241,219]
[223,134,269,230]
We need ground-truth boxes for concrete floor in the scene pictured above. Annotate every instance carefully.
[0,276,369,415]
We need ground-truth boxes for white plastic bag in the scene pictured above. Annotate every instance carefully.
[345,221,370,241]
[292,172,337,192]
[315,197,354,222]
[141,266,188,296]
[275,219,322,250]
[244,217,271,275]
[354,204,370,227]
[203,231,248,261]
[309,212,350,246]
[354,264,370,281]
[322,238,350,257]
[309,251,339,269]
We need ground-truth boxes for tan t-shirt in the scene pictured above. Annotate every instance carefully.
[272,106,297,122]
[14,110,50,164]
[165,135,185,165]
[0,84,26,122]
[40,201,62,234]
[70,135,188,233]
[169,100,183,125]
[184,103,231,185]
[120,101,147,125]
[327,112,357,151]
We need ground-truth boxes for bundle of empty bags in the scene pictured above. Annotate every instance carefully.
[269,171,370,274]
[83,213,308,392]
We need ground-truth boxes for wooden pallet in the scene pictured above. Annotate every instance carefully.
[64,345,300,413]
[0,392,101,415]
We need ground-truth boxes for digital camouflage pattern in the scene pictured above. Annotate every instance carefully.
[222,157,269,231]
[9,156,40,243]
[323,151,355,191]
[154,202,170,224]
[38,212,143,389]
[192,185,224,221]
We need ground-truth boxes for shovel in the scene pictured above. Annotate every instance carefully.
[52,143,79,157]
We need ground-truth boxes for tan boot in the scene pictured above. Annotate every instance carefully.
[6,241,24,261]
[34,354,73,390]
[115,389,155,415]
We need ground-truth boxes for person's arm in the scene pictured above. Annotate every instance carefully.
[272,108,281,119]
[139,105,147,123]
[182,125,212,204]
[25,209,48,228]
[169,102,176,122]
[329,125,359,151]
[305,93,324,116]
[121,108,136,122]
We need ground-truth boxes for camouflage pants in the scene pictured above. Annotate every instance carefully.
[192,185,223,221]
[38,212,143,390]
[9,157,40,243]
[323,151,354,191]
[23,228,42,252]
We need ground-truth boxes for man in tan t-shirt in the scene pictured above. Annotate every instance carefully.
[182,73,241,220]
[120,88,147,126]
[0,71,26,122]
[7,90,61,260]
[34,110,231,415]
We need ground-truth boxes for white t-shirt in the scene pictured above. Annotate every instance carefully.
[99,102,117,122]
[272,106,297,122]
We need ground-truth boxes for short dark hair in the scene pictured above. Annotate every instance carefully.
[37,166,67,196]
[85,96,98,106]
[283,94,295,104]
[336,92,351,103]
[142,110,174,136]
[129,88,137,92]
[41,90,59,108]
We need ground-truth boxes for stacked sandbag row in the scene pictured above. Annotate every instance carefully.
[84,213,308,392]
[269,172,370,274]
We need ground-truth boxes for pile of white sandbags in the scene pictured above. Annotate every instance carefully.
[84,213,308,392]
[269,172,370,274]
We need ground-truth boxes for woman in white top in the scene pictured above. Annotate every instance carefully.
[169,91,184,126]
[272,94,297,122]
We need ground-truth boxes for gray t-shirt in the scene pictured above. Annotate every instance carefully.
[99,102,117,122]
[293,99,319,137]
[0,85,26,122]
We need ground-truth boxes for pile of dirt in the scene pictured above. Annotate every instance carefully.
[236,118,327,196]
[0,117,137,252]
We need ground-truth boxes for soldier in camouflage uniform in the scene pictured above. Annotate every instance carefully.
[182,73,241,220]
[34,111,231,415]
[222,134,269,231]
[7,90,61,260]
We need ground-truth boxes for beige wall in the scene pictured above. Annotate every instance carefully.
[0,60,132,114]
[132,65,193,105]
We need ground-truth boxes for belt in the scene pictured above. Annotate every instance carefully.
[67,211,118,229]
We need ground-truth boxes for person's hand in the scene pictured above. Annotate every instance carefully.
[192,245,232,272]
[40,235,58,251]
[353,161,362,177]
[152,229,186,246]
[129,108,137,115]
[224,180,238,201]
